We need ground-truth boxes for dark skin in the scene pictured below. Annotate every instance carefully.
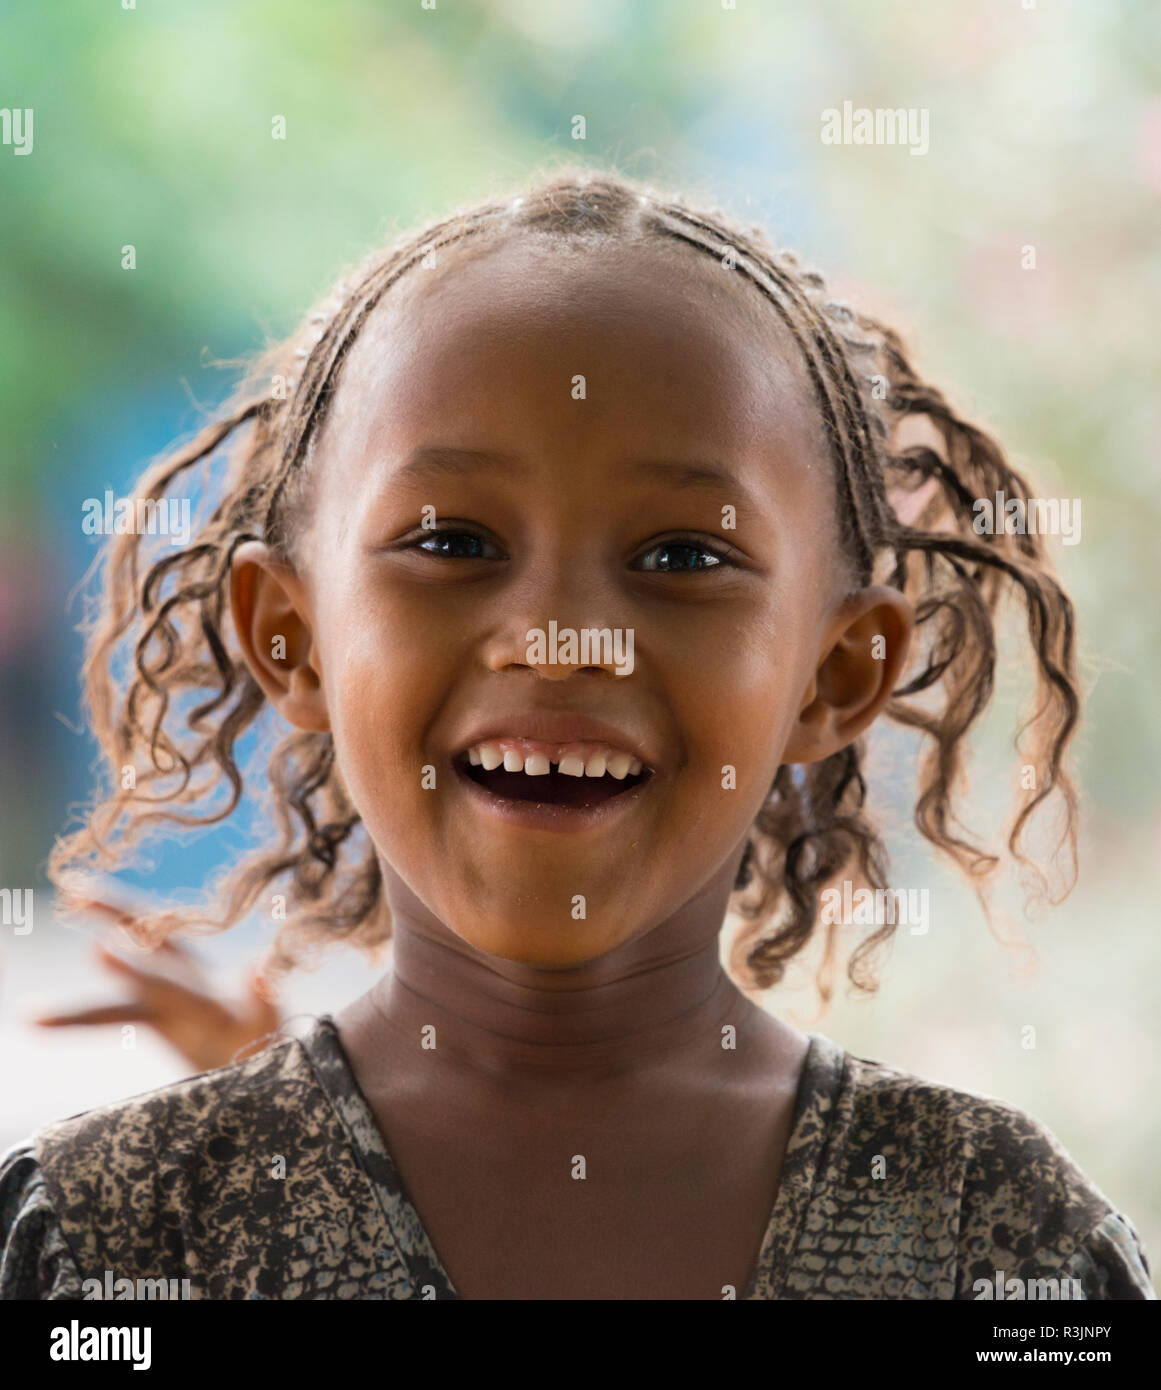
[229,238,913,1298]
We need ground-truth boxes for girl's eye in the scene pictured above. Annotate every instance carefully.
[405,527,502,561]
[634,537,735,574]
[400,527,736,573]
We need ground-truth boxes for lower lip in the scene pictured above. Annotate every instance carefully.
[452,762,654,833]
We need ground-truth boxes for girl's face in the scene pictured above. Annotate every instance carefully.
[233,236,911,969]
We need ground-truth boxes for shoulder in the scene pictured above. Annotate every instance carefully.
[810,1041,1154,1299]
[835,1047,1097,1195]
[21,1023,365,1296]
[35,1027,321,1193]
[0,1141,85,1299]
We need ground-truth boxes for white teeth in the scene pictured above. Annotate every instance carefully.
[462,740,648,779]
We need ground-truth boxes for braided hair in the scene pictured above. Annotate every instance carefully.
[50,164,1079,1001]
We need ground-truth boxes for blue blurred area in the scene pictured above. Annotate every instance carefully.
[40,355,264,900]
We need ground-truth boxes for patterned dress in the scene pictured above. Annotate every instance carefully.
[0,1015,1153,1299]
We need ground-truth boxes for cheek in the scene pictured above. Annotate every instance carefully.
[319,588,448,826]
[667,602,802,811]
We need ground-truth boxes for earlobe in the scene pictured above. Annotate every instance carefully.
[783,586,913,764]
[228,541,330,733]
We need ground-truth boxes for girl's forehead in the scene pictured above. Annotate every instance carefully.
[373,233,798,354]
[330,235,823,460]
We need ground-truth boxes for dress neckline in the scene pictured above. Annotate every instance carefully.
[300,1012,847,1300]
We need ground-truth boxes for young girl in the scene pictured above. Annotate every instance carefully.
[1,167,1152,1300]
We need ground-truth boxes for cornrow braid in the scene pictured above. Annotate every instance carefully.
[260,203,514,555]
[49,164,1080,1005]
[647,204,886,580]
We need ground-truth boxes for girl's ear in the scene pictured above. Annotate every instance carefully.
[228,540,330,733]
[782,586,914,764]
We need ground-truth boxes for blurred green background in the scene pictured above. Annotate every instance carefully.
[1,0,1158,1288]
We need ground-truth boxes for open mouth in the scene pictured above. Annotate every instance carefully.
[453,753,653,809]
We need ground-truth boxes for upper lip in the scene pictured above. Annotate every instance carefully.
[453,710,657,771]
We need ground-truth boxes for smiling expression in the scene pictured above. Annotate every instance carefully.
[232,234,909,968]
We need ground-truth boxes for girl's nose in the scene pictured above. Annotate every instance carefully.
[484,614,636,681]
[476,546,636,678]
[516,618,636,680]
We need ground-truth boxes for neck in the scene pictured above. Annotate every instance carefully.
[350,854,773,1089]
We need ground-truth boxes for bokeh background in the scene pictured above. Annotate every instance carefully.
[1,0,1158,1286]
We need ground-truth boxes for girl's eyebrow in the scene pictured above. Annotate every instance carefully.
[390,445,765,519]
[392,445,525,485]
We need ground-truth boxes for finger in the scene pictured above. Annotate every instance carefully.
[33,1003,153,1027]
[149,938,200,961]
[95,943,195,984]
[248,966,279,1005]
[94,941,212,997]
[93,948,226,1016]
[246,973,282,1033]
[94,945,162,980]
[68,897,142,930]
